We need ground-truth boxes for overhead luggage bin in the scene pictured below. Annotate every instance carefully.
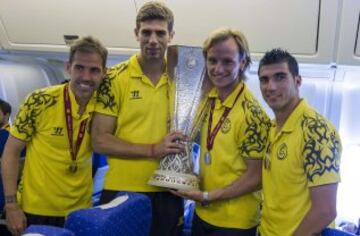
[336,0,360,65]
[0,0,339,63]
[0,0,139,55]
[136,0,339,64]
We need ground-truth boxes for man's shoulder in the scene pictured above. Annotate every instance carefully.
[29,84,62,96]
[107,59,131,81]
[21,85,61,111]
[242,87,271,121]
[301,107,336,132]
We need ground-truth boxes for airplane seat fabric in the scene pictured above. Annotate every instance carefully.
[64,192,152,236]
[322,228,357,236]
[22,225,74,236]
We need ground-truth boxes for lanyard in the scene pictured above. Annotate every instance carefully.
[206,83,244,151]
[64,84,88,163]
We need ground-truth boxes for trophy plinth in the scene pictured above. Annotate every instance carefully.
[148,45,211,191]
[148,169,199,191]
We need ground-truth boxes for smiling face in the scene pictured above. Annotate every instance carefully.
[206,37,246,91]
[135,19,174,62]
[258,62,301,114]
[66,51,106,102]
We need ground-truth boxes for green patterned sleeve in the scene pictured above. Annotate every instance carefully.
[302,113,341,186]
[239,94,271,159]
[11,89,58,141]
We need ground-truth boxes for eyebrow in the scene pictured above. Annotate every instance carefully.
[273,72,287,76]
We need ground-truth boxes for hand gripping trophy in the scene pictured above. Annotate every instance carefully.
[148,45,211,190]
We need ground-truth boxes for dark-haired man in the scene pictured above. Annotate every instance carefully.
[258,48,341,236]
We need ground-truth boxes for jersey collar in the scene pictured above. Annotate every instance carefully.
[129,55,168,88]
[278,98,308,133]
[208,81,245,109]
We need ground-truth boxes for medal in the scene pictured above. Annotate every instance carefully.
[69,162,78,173]
[264,142,272,170]
[64,84,88,174]
[264,155,271,170]
[205,152,211,165]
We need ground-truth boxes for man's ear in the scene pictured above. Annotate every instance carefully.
[102,67,108,78]
[239,57,247,74]
[134,28,140,41]
[168,30,175,42]
[64,61,71,74]
[4,113,10,123]
[295,75,302,87]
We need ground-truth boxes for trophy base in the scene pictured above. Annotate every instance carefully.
[148,170,199,191]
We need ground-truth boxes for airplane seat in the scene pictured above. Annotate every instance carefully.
[322,227,357,236]
[64,192,151,236]
[22,225,74,236]
[92,152,108,206]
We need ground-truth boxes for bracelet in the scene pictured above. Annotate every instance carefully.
[5,195,17,204]
[201,191,210,206]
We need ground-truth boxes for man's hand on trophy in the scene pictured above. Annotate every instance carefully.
[149,131,188,159]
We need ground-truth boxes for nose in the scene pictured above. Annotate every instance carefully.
[149,32,158,45]
[264,78,277,91]
[213,63,224,74]
[81,69,92,81]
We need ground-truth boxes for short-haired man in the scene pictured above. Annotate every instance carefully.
[91,1,185,236]
[2,36,108,235]
[258,48,341,236]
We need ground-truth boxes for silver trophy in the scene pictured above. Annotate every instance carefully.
[148,45,211,190]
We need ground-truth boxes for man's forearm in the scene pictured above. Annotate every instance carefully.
[1,136,25,201]
[293,204,336,236]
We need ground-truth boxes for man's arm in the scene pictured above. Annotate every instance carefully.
[91,112,186,159]
[293,184,338,236]
[1,135,27,236]
[171,159,262,202]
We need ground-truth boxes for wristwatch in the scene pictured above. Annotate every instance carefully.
[201,191,210,206]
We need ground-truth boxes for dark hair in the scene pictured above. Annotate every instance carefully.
[136,1,174,32]
[69,36,108,69]
[0,98,11,116]
[258,48,299,77]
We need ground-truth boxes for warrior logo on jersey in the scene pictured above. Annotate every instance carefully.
[130,90,142,100]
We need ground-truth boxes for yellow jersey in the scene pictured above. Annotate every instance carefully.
[95,55,169,192]
[196,82,270,229]
[11,84,94,216]
[259,99,341,236]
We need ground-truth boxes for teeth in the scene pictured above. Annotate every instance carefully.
[79,84,91,88]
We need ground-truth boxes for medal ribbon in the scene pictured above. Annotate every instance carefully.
[206,83,244,151]
[64,84,88,163]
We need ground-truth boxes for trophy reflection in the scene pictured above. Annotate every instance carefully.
[148,45,211,191]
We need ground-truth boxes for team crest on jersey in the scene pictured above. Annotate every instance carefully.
[221,118,231,133]
[130,90,142,100]
[277,143,287,160]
